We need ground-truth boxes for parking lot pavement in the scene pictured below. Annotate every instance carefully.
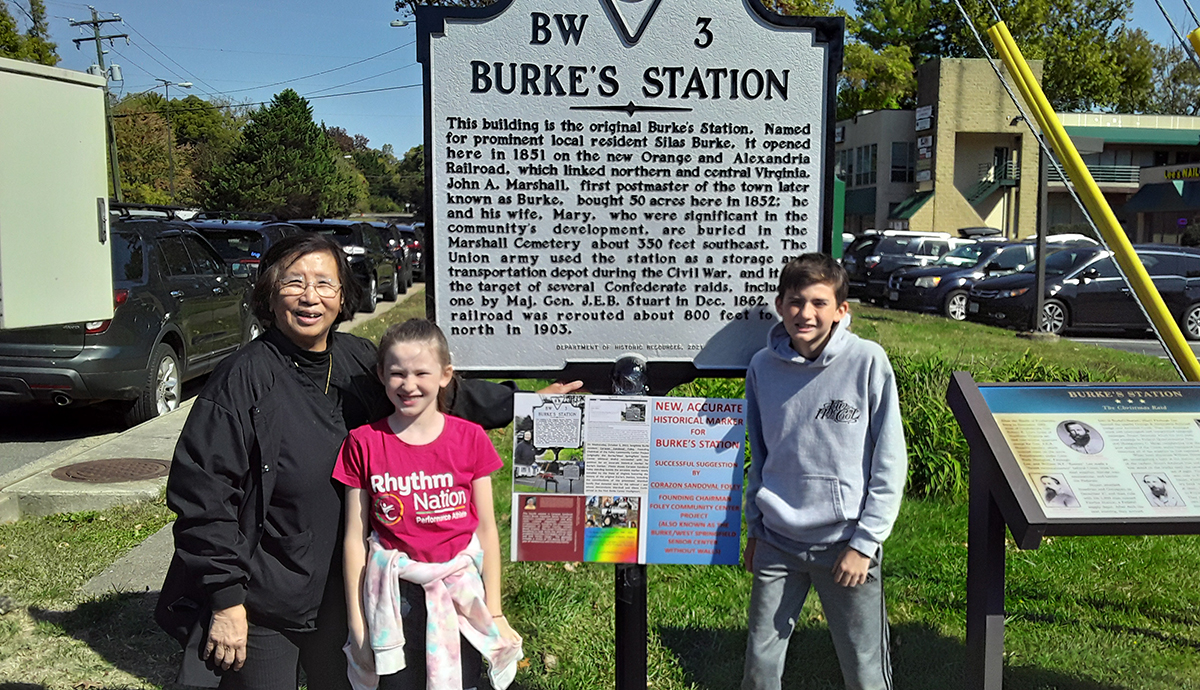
[1067,335,1200,360]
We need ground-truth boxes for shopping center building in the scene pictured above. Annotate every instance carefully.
[836,58,1200,244]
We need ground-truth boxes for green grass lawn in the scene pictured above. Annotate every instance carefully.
[0,299,1196,689]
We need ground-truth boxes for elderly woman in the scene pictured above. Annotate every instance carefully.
[156,234,542,690]
[156,233,386,690]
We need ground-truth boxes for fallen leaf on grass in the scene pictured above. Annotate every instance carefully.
[517,659,530,671]
[563,563,576,572]
[73,681,101,690]
[543,652,558,671]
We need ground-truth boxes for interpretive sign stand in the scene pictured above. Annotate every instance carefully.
[947,372,1200,690]
[417,1,842,685]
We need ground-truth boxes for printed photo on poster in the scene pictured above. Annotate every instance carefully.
[1056,419,1104,455]
[583,495,640,563]
[1033,473,1081,508]
[512,395,586,495]
[1135,473,1185,508]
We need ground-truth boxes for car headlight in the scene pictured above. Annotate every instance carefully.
[914,276,942,288]
[864,255,881,268]
[998,287,1029,298]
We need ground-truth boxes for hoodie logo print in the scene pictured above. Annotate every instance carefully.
[815,400,861,423]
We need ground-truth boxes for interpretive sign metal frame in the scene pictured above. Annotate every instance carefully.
[417,0,843,390]
[947,372,1200,690]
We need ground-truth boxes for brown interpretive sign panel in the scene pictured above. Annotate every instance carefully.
[418,0,842,378]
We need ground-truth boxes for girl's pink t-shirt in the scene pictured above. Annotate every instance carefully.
[334,414,503,563]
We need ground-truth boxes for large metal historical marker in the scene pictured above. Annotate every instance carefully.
[418,0,842,382]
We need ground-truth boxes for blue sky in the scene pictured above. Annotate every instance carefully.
[24,0,1200,156]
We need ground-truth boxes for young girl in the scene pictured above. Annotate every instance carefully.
[334,319,522,690]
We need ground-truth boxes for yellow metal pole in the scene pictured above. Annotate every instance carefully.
[988,22,1200,382]
[1190,27,1200,59]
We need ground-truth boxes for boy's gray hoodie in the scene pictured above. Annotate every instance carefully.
[744,315,907,557]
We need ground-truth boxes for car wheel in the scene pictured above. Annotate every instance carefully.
[360,276,378,313]
[122,343,181,427]
[383,272,399,302]
[1182,303,1200,341]
[398,267,409,295]
[243,317,263,345]
[944,290,969,321]
[1040,299,1067,335]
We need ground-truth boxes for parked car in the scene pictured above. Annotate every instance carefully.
[289,219,399,313]
[0,212,256,426]
[966,244,1200,339]
[842,230,954,299]
[409,222,426,280]
[371,222,413,293]
[187,215,303,279]
[861,234,976,303]
[888,241,1063,320]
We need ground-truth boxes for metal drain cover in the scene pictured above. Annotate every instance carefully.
[52,458,170,483]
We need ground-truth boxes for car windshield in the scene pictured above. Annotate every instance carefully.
[1021,248,1098,276]
[295,224,356,246]
[199,230,266,260]
[934,244,985,267]
[876,237,921,254]
[846,236,880,254]
[111,231,145,284]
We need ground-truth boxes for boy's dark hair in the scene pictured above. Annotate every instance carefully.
[776,253,848,303]
[251,233,362,325]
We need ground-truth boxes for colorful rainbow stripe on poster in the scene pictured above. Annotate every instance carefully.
[583,527,638,563]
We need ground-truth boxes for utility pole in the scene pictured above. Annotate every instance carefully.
[71,7,127,203]
[154,79,190,203]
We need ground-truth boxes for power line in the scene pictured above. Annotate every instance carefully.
[305,62,417,95]
[121,20,227,99]
[220,42,413,94]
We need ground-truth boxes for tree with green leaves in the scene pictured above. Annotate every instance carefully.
[0,0,58,65]
[1150,43,1200,117]
[202,89,365,218]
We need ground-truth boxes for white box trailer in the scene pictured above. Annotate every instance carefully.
[0,56,112,330]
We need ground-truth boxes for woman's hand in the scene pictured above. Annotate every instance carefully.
[205,604,248,671]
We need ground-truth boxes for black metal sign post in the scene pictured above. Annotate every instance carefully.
[611,353,650,689]
[948,372,1200,689]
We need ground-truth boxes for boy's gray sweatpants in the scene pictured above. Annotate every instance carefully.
[741,539,893,690]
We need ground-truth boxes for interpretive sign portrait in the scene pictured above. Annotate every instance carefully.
[1055,419,1104,455]
[1137,473,1184,508]
[1032,473,1080,508]
[418,0,841,374]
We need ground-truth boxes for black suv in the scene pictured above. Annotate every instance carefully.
[371,222,413,294]
[888,242,1048,320]
[289,219,399,313]
[966,244,1200,338]
[187,215,302,281]
[0,213,255,426]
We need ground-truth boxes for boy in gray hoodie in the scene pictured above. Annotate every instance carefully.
[741,253,906,690]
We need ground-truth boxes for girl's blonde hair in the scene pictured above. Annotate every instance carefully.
[376,319,453,411]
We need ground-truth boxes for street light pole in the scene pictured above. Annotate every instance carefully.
[154,78,191,203]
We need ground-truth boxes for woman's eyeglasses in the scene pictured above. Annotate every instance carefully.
[277,279,341,298]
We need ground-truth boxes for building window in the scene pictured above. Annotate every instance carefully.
[891,142,915,183]
[855,144,877,186]
[836,149,853,187]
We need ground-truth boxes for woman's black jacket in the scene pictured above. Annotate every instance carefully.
[156,327,517,642]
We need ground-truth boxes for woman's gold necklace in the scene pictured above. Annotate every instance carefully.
[324,356,332,395]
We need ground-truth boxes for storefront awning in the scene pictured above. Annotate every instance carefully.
[1063,126,1200,147]
[889,190,933,219]
[845,187,876,215]
[1122,181,1200,214]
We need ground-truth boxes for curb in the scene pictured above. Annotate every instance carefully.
[0,399,194,522]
